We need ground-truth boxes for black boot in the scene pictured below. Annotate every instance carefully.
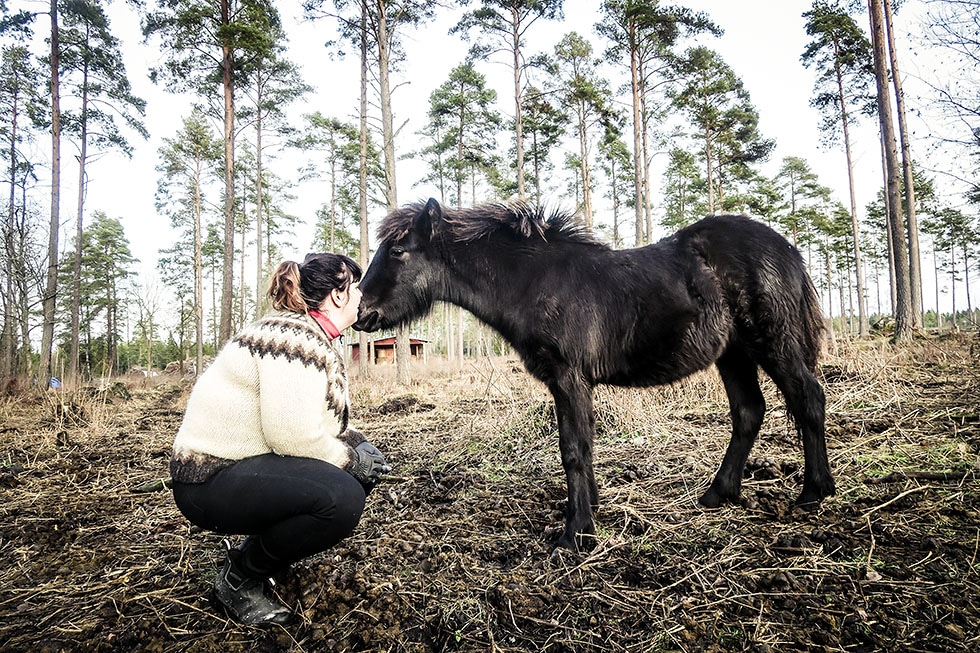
[213,540,294,625]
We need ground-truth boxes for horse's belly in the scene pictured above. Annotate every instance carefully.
[604,359,707,387]
[601,326,727,387]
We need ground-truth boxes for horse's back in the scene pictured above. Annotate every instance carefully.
[671,215,824,369]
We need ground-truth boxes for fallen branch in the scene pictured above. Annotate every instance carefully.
[862,485,933,519]
[865,470,976,485]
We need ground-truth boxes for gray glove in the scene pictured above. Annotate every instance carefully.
[351,441,390,484]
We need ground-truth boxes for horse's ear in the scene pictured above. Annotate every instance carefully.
[414,198,441,241]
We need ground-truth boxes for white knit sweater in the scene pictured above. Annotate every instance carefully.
[171,310,363,483]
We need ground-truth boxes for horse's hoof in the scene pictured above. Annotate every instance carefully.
[792,503,820,517]
[698,494,719,509]
[554,528,596,553]
[795,484,833,510]
[792,497,823,513]
[698,489,730,509]
[554,534,579,552]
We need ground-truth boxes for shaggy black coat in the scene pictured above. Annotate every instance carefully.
[355,198,834,550]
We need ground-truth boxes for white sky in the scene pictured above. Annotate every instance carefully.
[41,0,975,315]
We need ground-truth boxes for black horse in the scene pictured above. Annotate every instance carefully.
[355,198,834,550]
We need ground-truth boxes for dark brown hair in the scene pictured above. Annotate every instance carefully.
[268,253,361,313]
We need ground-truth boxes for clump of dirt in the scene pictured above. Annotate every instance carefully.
[1,335,979,652]
[375,394,436,415]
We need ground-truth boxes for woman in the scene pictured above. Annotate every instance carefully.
[170,253,388,626]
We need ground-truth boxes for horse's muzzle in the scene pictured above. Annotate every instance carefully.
[353,309,381,332]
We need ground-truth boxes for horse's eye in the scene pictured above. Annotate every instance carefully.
[390,247,406,258]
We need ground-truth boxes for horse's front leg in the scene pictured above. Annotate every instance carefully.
[550,373,599,551]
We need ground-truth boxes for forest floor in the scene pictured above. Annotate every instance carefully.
[1,333,979,652]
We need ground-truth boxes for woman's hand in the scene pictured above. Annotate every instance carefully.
[351,441,390,484]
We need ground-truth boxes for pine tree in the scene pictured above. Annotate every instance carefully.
[0,45,44,379]
[144,0,278,346]
[155,112,222,375]
[671,46,773,215]
[867,0,913,340]
[802,0,874,336]
[598,0,718,244]
[552,32,614,230]
[451,0,565,200]
[60,0,148,381]
[62,211,135,376]
[428,61,502,207]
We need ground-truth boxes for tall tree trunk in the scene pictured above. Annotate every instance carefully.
[219,0,235,346]
[704,126,715,214]
[789,181,799,246]
[3,66,20,379]
[963,245,973,323]
[329,145,337,250]
[239,193,246,329]
[824,240,837,345]
[964,248,973,322]
[69,26,92,383]
[70,96,85,379]
[255,61,264,321]
[194,157,204,375]
[868,0,914,341]
[106,273,116,375]
[933,245,940,331]
[375,0,411,384]
[511,5,524,200]
[832,34,870,337]
[629,24,643,246]
[881,139,896,312]
[577,101,592,229]
[949,242,956,328]
[456,106,464,209]
[40,0,61,386]
[882,0,922,329]
[610,155,620,247]
[357,0,370,376]
[640,77,652,242]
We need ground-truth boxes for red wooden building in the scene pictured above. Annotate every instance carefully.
[350,337,427,364]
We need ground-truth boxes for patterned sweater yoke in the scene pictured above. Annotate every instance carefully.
[171,310,364,483]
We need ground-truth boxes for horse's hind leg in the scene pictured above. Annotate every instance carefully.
[700,347,766,508]
[763,360,835,508]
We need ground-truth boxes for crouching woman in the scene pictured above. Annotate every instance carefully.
[169,253,388,625]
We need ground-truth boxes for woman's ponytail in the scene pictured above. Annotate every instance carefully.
[268,261,308,312]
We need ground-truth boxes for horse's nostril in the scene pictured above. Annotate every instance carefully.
[353,310,380,332]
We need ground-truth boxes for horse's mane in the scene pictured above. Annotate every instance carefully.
[378,201,602,246]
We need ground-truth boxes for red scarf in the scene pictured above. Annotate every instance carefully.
[308,309,342,340]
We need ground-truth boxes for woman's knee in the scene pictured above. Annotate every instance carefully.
[321,472,367,532]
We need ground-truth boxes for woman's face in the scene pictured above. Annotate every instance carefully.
[321,279,362,331]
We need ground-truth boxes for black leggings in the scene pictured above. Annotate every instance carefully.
[172,454,366,578]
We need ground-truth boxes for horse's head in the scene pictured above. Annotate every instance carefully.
[354,198,443,332]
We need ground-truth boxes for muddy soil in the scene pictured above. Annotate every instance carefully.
[1,336,979,652]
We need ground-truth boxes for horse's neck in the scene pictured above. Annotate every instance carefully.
[441,243,543,344]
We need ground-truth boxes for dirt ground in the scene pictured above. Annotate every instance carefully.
[1,334,979,652]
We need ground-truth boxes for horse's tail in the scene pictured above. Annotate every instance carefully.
[799,270,825,370]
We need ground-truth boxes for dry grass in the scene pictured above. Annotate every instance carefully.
[1,333,979,652]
